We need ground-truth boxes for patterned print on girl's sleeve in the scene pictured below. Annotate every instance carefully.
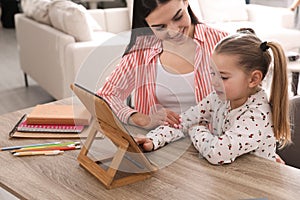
[147,126,185,150]
[189,90,276,165]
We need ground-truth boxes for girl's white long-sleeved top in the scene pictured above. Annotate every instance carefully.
[146,90,277,165]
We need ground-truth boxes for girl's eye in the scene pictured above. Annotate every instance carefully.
[221,77,229,80]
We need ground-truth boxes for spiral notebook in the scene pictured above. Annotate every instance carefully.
[17,116,84,133]
[9,114,92,139]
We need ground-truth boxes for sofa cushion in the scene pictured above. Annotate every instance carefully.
[21,0,52,25]
[199,0,248,23]
[48,0,101,42]
[92,31,116,42]
[85,12,103,32]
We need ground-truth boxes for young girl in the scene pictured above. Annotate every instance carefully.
[136,29,291,164]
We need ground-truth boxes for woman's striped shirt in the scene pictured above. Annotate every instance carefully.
[97,23,228,123]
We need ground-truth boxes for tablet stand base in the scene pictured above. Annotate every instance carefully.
[77,120,156,189]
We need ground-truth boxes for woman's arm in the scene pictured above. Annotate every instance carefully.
[97,54,138,123]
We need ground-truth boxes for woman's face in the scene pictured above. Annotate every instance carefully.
[145,0,192,44]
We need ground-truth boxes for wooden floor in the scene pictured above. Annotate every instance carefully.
[0,25,55,116]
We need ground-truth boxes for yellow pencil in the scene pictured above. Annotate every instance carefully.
[12,150,64,156]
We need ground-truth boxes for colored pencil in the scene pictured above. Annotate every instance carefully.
[0,142,61,151]
[11,145,81,153]
[14,142,80,150]
[0,141,80,151]
[12,150,64,156]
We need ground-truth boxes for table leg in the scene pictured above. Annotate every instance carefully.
[292,72,299,96]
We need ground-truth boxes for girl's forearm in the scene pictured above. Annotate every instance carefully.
[147,126,185,150]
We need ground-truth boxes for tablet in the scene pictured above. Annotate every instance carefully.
[70,83,157,173]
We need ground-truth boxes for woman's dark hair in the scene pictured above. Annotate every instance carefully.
[124,0,199,55]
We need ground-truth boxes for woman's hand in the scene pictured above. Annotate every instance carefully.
[164,109,181,128]
[129,112,164,129]
[129,109,181,129]
[134,136,154,152]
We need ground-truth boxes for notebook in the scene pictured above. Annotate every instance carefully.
[9,114,93,139]
[17,116,84,133]
[26,104,92,125]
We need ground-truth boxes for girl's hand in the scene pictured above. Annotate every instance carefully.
[134,136,154,152]
[275,153,285,164]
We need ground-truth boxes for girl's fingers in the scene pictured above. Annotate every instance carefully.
[143,142,154,151]
[134,137,147,144]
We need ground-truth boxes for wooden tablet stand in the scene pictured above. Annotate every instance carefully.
[72,84,157,189]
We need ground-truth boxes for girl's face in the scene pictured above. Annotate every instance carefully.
[211,53,253,109]
[145,0,192,44]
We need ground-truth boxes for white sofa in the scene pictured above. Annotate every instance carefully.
[15,0,300,100]
[189,0,300,51]
[15,1,130,100]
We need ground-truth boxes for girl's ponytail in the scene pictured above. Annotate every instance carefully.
[267,42,291,147]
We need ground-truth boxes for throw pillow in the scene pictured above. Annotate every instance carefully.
[21,0,52,25]
[198,0,248,23]
[48,0,94,42]
[85,11,103,32]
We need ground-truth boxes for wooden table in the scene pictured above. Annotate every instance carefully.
[1,99,300,200]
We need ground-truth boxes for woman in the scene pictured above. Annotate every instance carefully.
[97,0,228,129]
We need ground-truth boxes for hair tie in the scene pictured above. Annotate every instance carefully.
[260,41,269,52]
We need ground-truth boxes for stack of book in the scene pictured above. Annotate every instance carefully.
[10,104,92,139]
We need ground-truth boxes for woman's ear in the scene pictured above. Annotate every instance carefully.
[249,70,263,88]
